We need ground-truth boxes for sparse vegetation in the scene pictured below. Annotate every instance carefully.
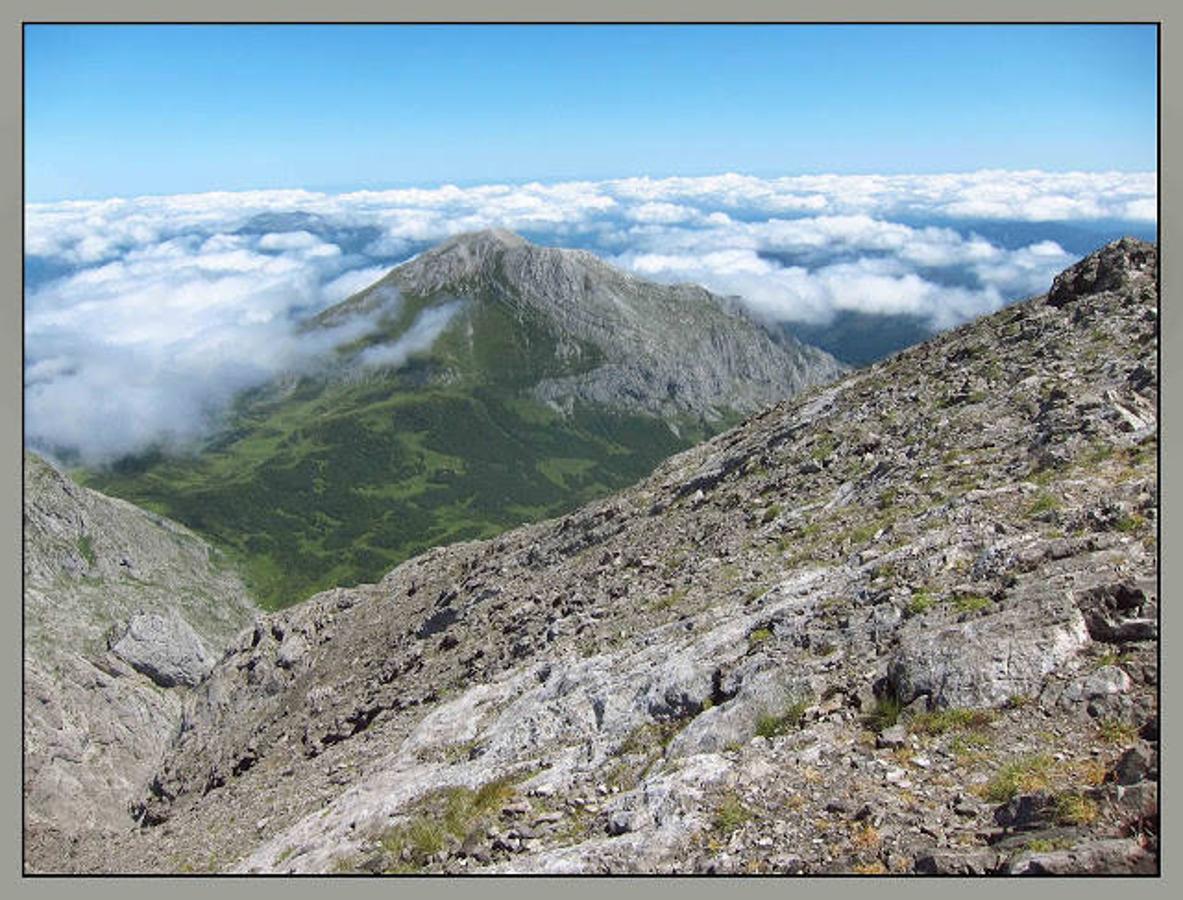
[850,823,881,851]
[1027,492,1060,516]
[755,699,809,739]
[1026,837,1073,853]
[811,433,836,461]
[380,817,446,871]
[1053,793,1099,826]
[77,534,97,567]
[651,587,688,611]
[980,754,1054,802]
[379,774,517,872]
[850,860,888,875]
[951,594,992,615]
[1114,513,1146,534]
[748,627,774,645]
[950,730,993,763]
[864,695,902,732]
[908,707,995,736]
[907,590,934,616]
[712,792,751,836]
[1096,719,1139,745]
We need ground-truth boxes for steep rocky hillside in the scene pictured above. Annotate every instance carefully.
[87,230,843,609]
[37,238,1157,875]
[23,452,255,863]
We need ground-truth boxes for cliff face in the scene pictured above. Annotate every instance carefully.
[28,239,1158,875]
[23,452,255,857]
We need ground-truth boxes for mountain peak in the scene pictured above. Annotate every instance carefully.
[393,228,543,294]
[442,228,529,250]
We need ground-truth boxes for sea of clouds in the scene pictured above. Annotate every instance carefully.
[24,170,1156,464]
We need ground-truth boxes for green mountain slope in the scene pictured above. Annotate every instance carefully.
[84,231,843,609]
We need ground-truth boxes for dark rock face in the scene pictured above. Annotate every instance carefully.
[1046,237,1157,308]
[27,239,1157,876]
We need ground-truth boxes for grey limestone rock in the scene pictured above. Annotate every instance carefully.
[1003,839,1155,875]
[110,612,215,688]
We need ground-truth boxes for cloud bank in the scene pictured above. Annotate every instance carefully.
[25,170,1156,463]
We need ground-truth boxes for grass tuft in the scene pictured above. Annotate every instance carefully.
[951,594,992,615]
[1053,793,1099,826]
[77,534,97,567]
[712,792,751,836]
[908,707,995,736]
[1096,719,1139,745]
[748,627,774,645]
[979,754,1054,803]
[863,695,902,732]
[754,699,810,739]
[907,590,934,615]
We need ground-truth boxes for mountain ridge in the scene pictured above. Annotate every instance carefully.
[320,228,846,422]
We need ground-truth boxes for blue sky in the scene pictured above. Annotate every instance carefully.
[25,24,1157,202]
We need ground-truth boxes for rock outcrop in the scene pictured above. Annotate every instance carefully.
[26,239,1157,875]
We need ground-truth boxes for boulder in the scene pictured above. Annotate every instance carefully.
[110,612,215,688]
[888,581,1089,709]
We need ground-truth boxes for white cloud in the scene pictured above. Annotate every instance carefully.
[24,169,1156,463]
[322,265,390,303]
[356,301,467,370]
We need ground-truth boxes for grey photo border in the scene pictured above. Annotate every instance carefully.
[2,2,1174,898]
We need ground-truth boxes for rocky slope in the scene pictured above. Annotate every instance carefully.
[34,238,1158,875]
[23,452,256,864]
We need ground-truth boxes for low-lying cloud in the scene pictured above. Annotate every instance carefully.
[355,301,467,370]
[25,170,1156,464]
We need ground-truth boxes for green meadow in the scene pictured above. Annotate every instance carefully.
[84,291,716,609]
